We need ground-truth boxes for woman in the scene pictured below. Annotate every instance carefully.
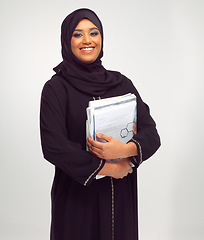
[40,8,160,240]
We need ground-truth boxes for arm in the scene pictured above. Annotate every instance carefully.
[40,81,105,186]
[87,134,135,178]
[87,79,160,167]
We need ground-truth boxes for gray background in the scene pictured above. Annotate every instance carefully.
[1,0,204,239]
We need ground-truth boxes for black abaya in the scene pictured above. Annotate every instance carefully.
[40,74,160,240]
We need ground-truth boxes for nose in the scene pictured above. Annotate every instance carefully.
[82,34,91,45]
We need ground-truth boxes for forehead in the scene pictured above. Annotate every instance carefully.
[74,18,98,30]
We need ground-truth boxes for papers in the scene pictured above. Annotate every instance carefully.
[86,93,137,179]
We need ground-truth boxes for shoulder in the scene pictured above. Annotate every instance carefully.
[107,69,136,90]
[41,75,69,108]
[107,69,142,99]
[118,74,146,108]
[121,74,134,87]
[42,75,70,102]
[119,74,140,95]
[43,74,67,93]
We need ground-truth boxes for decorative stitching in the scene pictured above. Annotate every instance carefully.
[84,159,103,186]
[132,156,138,164]
[111,177,115,240]
[131,138,143,165]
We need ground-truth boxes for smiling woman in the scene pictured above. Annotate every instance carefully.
[40,8,160,240]
[71,19,102,64]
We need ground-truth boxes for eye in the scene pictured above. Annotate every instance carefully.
[90,31,99,37]
[72,32,83,38]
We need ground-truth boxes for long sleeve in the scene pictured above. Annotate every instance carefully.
[124,78,161,167]
[40,80,105,186]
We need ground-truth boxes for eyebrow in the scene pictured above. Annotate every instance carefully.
[73,27,99,32]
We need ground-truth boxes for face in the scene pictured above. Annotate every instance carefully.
[71,19,102,64]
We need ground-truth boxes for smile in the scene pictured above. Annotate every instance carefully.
[80,47,95,52]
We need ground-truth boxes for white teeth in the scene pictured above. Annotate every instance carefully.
[81,48,94,51]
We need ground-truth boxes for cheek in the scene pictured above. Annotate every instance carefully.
[96,36,102,51]
[71,38,79,52]
[70,39,75,53]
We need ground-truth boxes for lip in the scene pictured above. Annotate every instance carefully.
[80,47,95,53]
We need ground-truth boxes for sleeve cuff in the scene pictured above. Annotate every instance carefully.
[128,138,143,168]
[83,159,105,186]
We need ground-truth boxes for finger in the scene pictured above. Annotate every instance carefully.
[86,138,95,148]
[133,123,137,135]
[87,143,104,158]
[87,142,98,153]
[90,146,103,156]
[128,167,133,174]
[87,137,104,150]
[95,132,112,142]
[86,141,93,152]
[86,136,94,145]
[86,137,91,146]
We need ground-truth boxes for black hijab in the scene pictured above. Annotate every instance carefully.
[54,8,122,96]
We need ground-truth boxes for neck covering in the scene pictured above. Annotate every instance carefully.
[54,8,122,96]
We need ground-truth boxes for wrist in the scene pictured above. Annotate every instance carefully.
[124,142,138,157]
[98,161,115,177]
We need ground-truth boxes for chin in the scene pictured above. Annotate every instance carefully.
[80,58,96,64]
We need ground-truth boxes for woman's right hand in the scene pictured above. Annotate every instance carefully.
[98,158,133,179]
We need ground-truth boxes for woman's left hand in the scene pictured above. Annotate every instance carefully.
[87,132,128,160]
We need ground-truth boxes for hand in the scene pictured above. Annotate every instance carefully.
[98,158,133,179]
[87,132,127,160]
[87,132,138,160]
[113,158,133,179]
